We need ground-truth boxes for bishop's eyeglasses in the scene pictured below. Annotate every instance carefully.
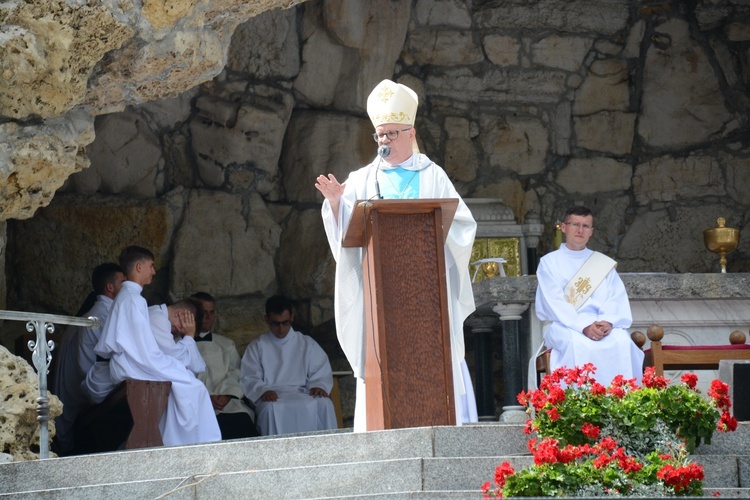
[372,127,412,142]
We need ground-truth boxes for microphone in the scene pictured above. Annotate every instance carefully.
[374,145,389,199]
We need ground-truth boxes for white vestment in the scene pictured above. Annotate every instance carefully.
[53,295,113,454]
[195,331,255,419]
[321,153,478,431]
[148,304,206,375]
[535,244,644,385]
[94,281,221,446]
[239,328,337,436]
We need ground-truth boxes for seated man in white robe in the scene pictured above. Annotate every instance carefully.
[54,262,125,455]
[192,292,259,439]
[148,298,205,375]
[240,295,337,436]
[535,206,644,386]
[94,246,221,446]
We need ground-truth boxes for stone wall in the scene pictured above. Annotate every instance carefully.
[3,0,750,418]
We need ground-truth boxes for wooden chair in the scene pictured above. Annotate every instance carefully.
[73,379,171,454]
[643,325,750,376]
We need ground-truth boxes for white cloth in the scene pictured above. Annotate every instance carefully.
[195,331,255,419]
[54,295,113,453]
[148,304,206,375]
[239,328,337,436]
[535,243,644,385]
[321,153,478,431]
[94,281,221,446]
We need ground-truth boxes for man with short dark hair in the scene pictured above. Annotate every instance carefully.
[535,207,644,385]
[240,295,337,436]
[192,292,259,439]
[54,262,125,455]
[94,246,221,446]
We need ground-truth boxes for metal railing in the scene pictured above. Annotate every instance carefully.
[1,310,99,459]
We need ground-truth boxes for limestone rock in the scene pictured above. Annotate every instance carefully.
[170,190,281,298]
[0,111,95,221]
[277,209,335,299]
[0,0,132,119]
[403,29,485,66]
[414,0,472,29]
[473,178,540,224]
[69,110,163,198]
[227,7,300,80]
[574,111,636,155]
[281,111,372,204]
[481,116,548,176]
[531,35,593,72]
[618,205,742,273]
[573,59,630,115]
[633,155,725,205]
[428,67,568,104]
[9,193,179,315]
[557,158,632,194]
[294,0,410,112]
[189,86,295,192]
[474,0,629,35]
[638,19,736,148]
[211,295,269,356]
[0,345,61,461]
[443,117,478,183]
[483,35,521,66]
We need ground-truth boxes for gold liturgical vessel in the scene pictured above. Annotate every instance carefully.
[703,217,740,273]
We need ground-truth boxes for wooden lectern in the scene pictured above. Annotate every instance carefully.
[343,199,458,430]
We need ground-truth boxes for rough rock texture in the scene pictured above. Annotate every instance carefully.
[0,345,61,461]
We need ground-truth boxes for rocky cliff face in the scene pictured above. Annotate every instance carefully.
[2,0,750,422]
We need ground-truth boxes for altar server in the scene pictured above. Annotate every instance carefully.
[95,246,221,446]
[535,206,644,385]
[240,295,337,436]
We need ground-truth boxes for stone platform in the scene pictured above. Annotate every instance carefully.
[0,423,748,498]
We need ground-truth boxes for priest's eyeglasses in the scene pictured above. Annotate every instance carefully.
[269,320,291,328]
[372,127,412,142]
[564,222,593,230]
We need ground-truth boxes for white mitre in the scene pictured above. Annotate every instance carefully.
[366,79,418,127]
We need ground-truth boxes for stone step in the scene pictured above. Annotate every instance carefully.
[3,455,749,499]
[0,424,528,494]
[1,423,747,498]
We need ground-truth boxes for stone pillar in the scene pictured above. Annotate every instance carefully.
[465,313,501,420]
[493,302,529,423]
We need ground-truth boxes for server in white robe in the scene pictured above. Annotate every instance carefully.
[315,79,478,431]
[95,246,221,446]
[535,206,644,385]
[240,295,337,436]
[148,300,205,375]
[192,292,259,439]
[54,263,125,454]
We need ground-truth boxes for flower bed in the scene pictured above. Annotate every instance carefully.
[483,365,737,497]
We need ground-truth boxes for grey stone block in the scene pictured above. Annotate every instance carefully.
[423,456,533,491]
[696,454,740,488]
[433,424,528,457]
[694,422,750,455]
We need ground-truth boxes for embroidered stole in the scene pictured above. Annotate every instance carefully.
[564,251,617,310]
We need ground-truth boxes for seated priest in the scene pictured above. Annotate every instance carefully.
[240,295,337,436]
[192,292,259,440]
[535,206,644,385]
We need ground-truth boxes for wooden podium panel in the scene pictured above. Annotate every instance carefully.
[345,199,457,430]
